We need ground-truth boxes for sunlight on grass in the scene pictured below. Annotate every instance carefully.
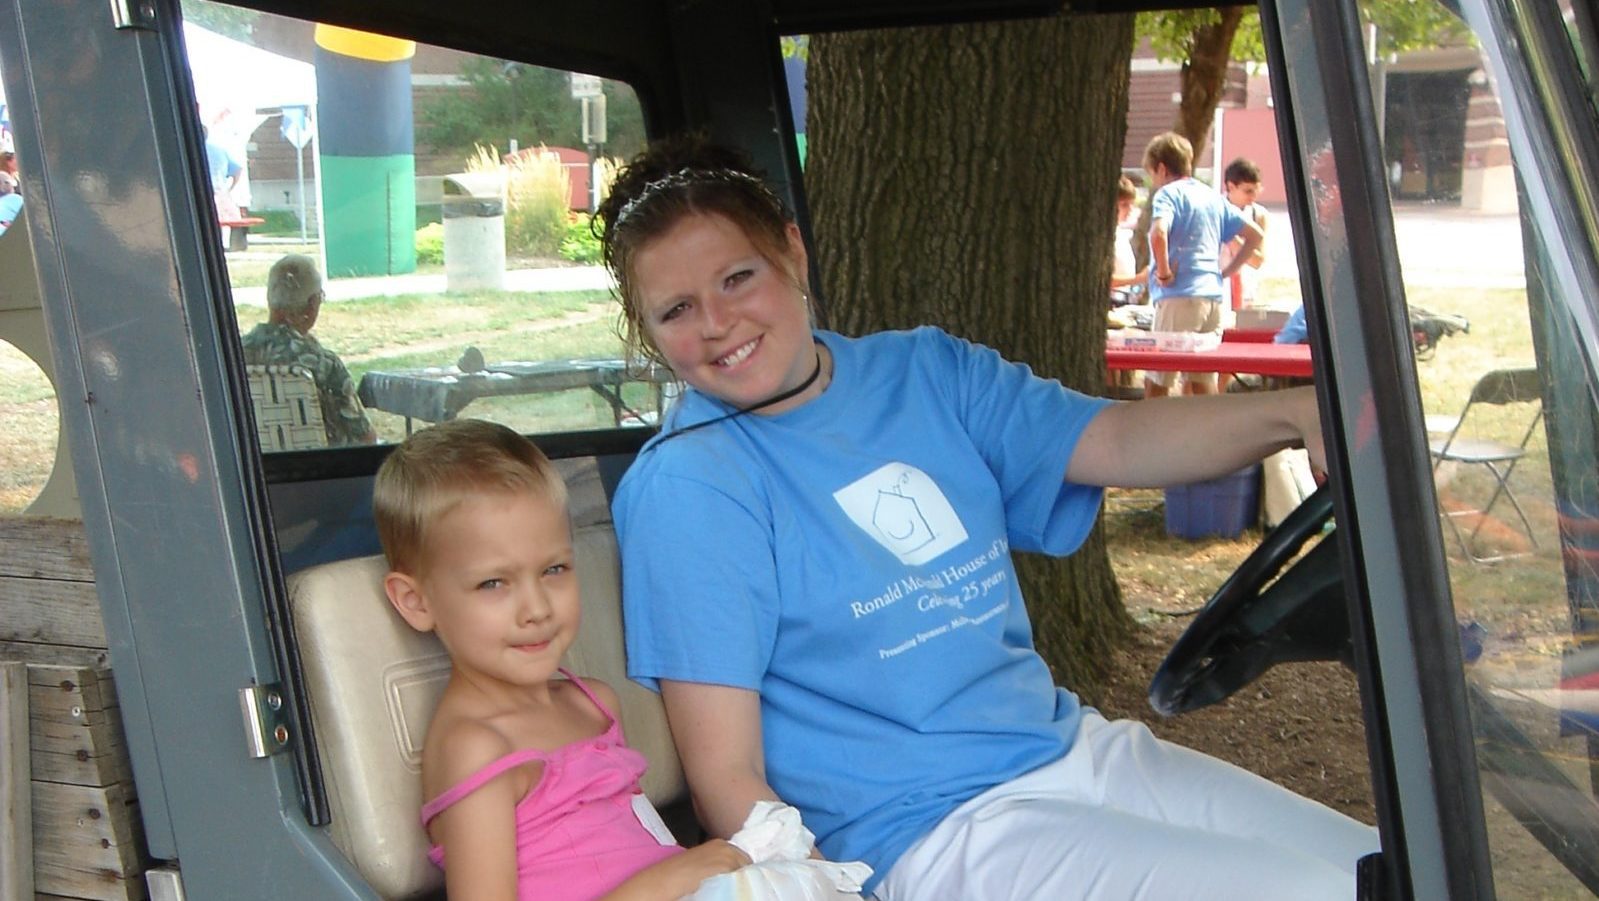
[0,341,59,513]
[234,288,612,359]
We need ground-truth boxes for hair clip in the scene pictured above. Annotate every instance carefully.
[614,167,774,228]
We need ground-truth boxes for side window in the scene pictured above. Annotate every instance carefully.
[1381,3,1599,897]
[0,66,63,517]
[183,1,659,453]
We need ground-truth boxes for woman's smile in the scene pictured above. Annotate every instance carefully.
[632,213,820,413]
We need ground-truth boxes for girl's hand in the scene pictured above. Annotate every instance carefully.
[599,839,750,900]
[673,838,752,882]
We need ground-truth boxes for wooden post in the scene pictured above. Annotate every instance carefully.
[1,660,34,901]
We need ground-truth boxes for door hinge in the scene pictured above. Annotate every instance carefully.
[146,865,187,901]
[239,683,292,758]
[110,0,157,31]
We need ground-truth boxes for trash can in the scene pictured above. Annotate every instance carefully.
[441,172,506,292]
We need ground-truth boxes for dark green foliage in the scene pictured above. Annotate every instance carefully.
[253,209,301,236]
[559,215,602,264]
[417,59,646,161]
[414,222,444,265]
[1137,3,1473,66]
[180,0,258,40]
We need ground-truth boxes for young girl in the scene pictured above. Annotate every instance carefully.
[374,418,749,900]
[597,134,1376,900]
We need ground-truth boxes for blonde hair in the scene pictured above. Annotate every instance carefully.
[373,419,568,576]
[1143,132,1194,178]
[265,254,324,315]
[595,134,802,367]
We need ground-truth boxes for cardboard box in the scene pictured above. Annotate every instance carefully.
[1235,307,1291,331]
[1152,331,1221,352]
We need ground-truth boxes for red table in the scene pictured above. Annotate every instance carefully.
[1105,341,1313,378]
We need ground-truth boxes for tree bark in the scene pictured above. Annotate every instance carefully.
[806,14,1137,695]
[1175,7,1246,161]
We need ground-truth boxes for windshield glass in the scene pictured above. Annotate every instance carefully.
[181,0,660,456]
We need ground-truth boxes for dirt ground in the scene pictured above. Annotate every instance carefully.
[1092,558,1377,826]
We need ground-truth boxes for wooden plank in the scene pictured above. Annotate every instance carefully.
[0,518,94,582]
[0,578,107,648]
[0,640,109,669]
[29,667,117,719]
[27,666,128,788]
[30,869,147,901]
[31,781,148,900]
[30,707,130,787]
[3,662,34,901]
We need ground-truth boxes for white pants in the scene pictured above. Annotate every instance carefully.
[1263,447,1319,529]
[876,712,1378,901]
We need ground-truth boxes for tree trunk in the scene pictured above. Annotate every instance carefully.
[806,14,1137,696]
[1175,6,1246,161]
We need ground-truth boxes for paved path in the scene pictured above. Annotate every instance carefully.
[1261,201,1527,291]
[230,264,614,307]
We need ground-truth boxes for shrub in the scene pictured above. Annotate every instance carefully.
[466,144,570,258]
[415,222,445,266]
[255,209,301,236]
[560,215,602,264]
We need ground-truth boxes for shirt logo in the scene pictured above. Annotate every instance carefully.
[833,463,968,566]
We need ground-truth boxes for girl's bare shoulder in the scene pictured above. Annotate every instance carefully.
[420,703,523,798]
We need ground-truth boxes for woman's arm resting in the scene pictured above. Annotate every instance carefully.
[659,680,785,840]
[1067,385,1323,487]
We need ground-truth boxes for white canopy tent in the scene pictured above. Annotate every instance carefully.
[0,74,13,154]
[182,22,320,242]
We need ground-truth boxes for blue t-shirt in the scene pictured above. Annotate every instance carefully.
[616,327,1113,890]
[1148,177,1247,303]
[1275,305,1308,344]
[0,193,22,238]
[205,136,242,193]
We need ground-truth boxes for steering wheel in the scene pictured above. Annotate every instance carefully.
[1148,482,1352,716]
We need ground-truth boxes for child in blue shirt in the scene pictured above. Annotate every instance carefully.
[1145,131,1265,398]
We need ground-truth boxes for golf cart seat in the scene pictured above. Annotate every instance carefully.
[285,458,687,898]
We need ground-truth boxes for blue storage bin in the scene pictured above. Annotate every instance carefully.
[1164,464,1262,539]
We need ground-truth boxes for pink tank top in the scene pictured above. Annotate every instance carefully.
[420,670,683,900]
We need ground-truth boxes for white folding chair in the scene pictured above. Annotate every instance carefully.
[1429,367,1544,563]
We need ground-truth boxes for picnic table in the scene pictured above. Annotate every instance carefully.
[220,215,266,252]
[358,357,673,434]
[1105,341,1313,379]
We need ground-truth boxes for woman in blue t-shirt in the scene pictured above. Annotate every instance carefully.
[596,134,1375,901]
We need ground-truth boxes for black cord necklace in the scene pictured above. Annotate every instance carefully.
[650,347,825,448]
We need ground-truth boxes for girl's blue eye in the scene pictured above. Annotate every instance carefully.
[477,578,503,590]
[544,563,570,577]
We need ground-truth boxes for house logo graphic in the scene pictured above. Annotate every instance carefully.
[833,463,967,565]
